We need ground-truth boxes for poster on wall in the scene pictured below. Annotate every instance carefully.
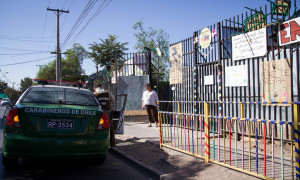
[169,43,183,85]
[204,75,214,85]
[278,17,300,46]
[225,65,248,87]
[260,59,291,102]
[232,27,267,61]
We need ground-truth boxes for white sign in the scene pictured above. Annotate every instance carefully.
[279,17,300,46]
[232,27,267,61]
[24,108,97,115]
[225,65,248,87]
[204,75,214,85]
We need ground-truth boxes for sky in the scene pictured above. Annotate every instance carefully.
[0,0,269,89]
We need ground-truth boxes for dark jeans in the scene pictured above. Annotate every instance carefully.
[145,105,158,123]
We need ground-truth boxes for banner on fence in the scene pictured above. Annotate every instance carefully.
[225,65,248,87]
[232,27,267,61]
[260,59,291,102]
[169,43,183,85]
[279,17,300,46]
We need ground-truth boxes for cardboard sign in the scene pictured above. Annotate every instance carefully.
[279,17,300,46]
[225,65,248,87]
[232,28,267,61]
[169,43,183,85]
[260,59,291,102]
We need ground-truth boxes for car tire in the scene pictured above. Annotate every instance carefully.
[2,154,18,168]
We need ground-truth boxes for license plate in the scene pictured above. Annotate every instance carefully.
[47,119,74,129]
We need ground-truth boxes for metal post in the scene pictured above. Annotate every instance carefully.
[147,50,152,86]
[204,102,210,163]
[193,31,198,114]
[294,103,300,180]
[217,22,223,163]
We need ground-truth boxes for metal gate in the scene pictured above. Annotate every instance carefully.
[161,1,300,179]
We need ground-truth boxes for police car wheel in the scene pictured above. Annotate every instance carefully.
[2,154,18,168]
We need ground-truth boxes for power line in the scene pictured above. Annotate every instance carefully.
[62,0,68,9]
[0,47,51,52]
[0,52,51,56]
[65,0,112,48]
[61,0,98,48]
[40,7,49,50]
[0,56,55,66]
[0,37,51,42]
[0,36,51,39]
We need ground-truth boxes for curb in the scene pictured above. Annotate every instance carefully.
[109,147,164,180]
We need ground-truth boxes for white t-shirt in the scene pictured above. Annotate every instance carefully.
[142,90,158,106]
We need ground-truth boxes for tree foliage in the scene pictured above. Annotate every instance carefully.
[89,34,128,72]
[0,80,8,93]
[36,43,86,81]
[20,77,32,91]
[4,87,21,101]
[133,20,170,82]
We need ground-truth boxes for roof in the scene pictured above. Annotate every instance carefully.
[0,93,8,99]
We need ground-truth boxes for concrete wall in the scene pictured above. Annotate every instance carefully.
[118,75,149,111]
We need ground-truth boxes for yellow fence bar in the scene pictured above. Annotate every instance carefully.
[204,102,210,163]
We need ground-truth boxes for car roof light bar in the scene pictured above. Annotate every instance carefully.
[32,79,86,88]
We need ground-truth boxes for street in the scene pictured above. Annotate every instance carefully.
[0,106,155,180]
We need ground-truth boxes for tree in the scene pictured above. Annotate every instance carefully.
[89,34,128,72]
[36,43,86,81]
[133,20,170,83]
[0,80,8,93]
[4,87,21,101]
[20,77,32,91]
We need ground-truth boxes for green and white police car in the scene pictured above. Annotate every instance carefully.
[2,79,110,167]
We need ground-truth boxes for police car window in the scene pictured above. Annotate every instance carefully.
[21,87,98,106]
[65,88,98,106]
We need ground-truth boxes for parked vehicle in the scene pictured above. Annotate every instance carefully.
[2,79,110,168]
[1,98,11,106]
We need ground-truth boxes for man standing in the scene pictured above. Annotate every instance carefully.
[93,83,116,146]
[142,83,159,127]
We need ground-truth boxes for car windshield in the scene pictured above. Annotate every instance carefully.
[21,87,98,106]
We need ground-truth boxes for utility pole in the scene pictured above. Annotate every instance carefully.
[47,8,69,81]
[36,65,43,70]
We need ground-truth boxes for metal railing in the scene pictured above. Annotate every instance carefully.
[158,100,300,179]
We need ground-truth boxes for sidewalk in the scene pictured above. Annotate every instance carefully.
[111,116,260,180]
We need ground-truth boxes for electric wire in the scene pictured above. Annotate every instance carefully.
[0,47,51,52]
[0,52,51,56]
[0,37,51,42]
[62,0,68,9]
[40,6,49,50]
[66,0,111,48]
[0,68,20,88]
[61,0,97,48]
[68,0,76,9]
[0,56,55,66]
[61,0,98,49]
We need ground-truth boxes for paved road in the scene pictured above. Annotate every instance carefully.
[0,106,155,180]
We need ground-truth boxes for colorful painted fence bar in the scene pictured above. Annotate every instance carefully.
[158,101,300,180]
